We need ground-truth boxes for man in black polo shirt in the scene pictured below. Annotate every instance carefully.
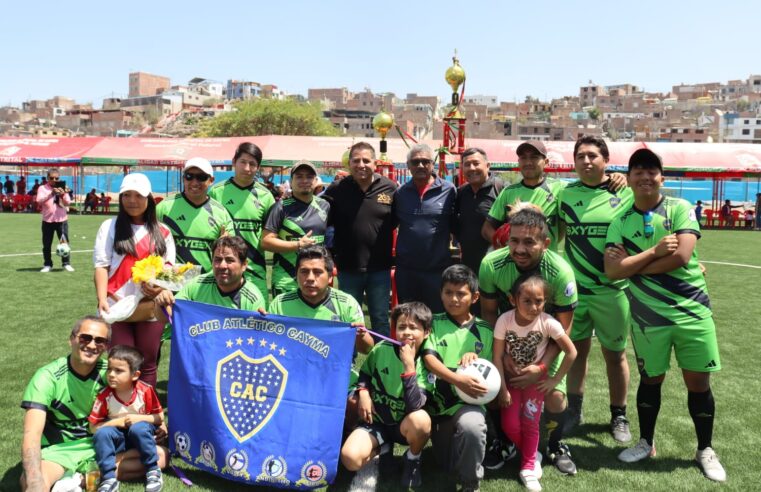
[323,141,397,336]
[454,147,503,277]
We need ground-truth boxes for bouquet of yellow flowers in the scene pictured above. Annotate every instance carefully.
[132,255,201,291]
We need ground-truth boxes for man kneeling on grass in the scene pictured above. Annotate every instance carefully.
[20,316,168,492]
[341,302,433,488]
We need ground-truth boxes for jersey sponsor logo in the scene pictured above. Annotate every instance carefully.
[376,192,392,205]
[177,214,187,221]
[226,199,235,205]
[437,339,448,347]
[574,200,583,207]
[705,359,717,368]
[564,281,576,298]
[609,197,622,208]
[235,221,263,232]
[633,230,643,238]
[176,238,213,250]
[566,224,609,237]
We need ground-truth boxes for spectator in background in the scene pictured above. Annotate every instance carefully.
[29,179,41,196]
[17,176,26,195]
[720,199,741,227]
[84,188,99,213]
[756,193,761,230]
[744,208,754,229]
[37,168,73,273]
[453,147,503,278]
[393,143,456,313]
[695,200,703,225]
[4,175,15,195]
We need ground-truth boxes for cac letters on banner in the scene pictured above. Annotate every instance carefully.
[168,299,355,489]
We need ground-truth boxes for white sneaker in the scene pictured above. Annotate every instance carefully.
[64,265,75,272]
[696,447,726,482]
[534,451,542,479]
[40,266,52,273]
[618,438,655,463]
[519,469,542,491]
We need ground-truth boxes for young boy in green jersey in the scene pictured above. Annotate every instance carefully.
[604,148,725,482]
[421,264,493,492]
[341,302,433,488]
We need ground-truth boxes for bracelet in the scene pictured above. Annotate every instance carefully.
[356,387,368,392]
[537,362,547,374]
[400,371,416,378]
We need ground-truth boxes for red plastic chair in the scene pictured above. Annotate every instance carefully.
[731,210,741,228]
[704,210,715,227]
[12,195,27,212]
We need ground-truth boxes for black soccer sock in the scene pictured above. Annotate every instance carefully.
[545,410,566,453]
[688,389,715,450]
[636,382,662,446]
[568,393,584,412]
[610,405,627,419]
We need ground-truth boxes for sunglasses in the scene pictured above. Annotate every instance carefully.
[76,334,108,346]
[643,211,654,238]
[184,172,210,182]
[410,158,433,166]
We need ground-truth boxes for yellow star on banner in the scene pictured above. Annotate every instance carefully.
[259,338,267,347]
[279,348,286,356]
[236,337,243,346]
[269,342,278,351]
[247,337,254,345]
[225,339,233,348]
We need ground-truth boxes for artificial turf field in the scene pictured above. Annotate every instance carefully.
[0,213,758,491]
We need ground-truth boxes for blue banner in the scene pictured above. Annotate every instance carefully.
[168,299,355,489]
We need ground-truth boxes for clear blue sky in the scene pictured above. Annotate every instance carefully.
[2,0,758,107]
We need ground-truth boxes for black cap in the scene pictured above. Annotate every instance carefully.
[628,148,663,172]
[516,140,547,158]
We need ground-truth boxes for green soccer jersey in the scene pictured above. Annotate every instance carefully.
[558,181,633,294]
[263,196,330,295]
[209,179,275,295]
[176,272,265,311]
[21,357,107,447]
[269,287,364,324]
[356,341,434,425]
[488,178,568,252]
[478,247,578,315]
[156,193,234,273]
[606,196,711,326]
[421,314,493,416]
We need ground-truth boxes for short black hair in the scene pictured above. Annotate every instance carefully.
[573,134,609,160]
[441,264,478,294]
[233,142,263,166]
[295,244,334,273]
[509,207,549,241]
[461,147,488,161]
[391,302,432,332]
[108,345,144,374]
[212,236,248,263]
[349,141,376,160]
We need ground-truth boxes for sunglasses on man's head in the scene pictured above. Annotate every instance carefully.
[184,172,210,182]
[643,211,654,238]
[76,333,108,346]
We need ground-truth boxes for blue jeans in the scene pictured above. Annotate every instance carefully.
[338,270,391,337]
[93,422,158,480]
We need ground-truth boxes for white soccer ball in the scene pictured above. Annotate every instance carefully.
[455,358,501,405]
[56,243,71,257]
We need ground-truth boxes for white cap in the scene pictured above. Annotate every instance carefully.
[183,157,214,177]
[119,173,151,197]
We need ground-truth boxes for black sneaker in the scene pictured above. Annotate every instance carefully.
[400,452,422,488]
[458,480,480,492]
[483,439,516,470]
[547,442,577,475]
[563,405,583,435]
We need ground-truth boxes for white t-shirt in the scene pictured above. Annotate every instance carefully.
[494,310,564,369]
[93,218,176,305]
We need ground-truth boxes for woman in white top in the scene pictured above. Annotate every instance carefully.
[93,173,175,386]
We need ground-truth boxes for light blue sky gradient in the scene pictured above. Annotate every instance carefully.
[2,0,758,107]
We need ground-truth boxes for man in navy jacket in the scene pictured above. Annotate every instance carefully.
[393,143,456,312]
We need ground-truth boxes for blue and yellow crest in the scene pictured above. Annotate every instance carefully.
[609,196,622,208]
[216,350,288,442]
